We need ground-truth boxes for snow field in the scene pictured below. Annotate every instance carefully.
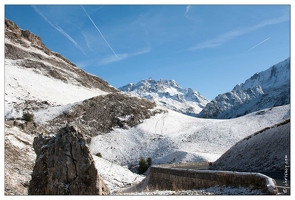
[89,104,290,166]
[128,91,205,114]
[5,59,108,119]
[92,156,145,193]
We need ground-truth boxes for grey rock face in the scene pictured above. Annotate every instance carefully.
[28,125,110,195]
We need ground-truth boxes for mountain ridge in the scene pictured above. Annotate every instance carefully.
[119,78,209,117]
[199,57,290,119]
[5,18,117,93]
[5,18,118,120]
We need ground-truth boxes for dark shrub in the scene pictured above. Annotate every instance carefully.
[22,112,34,122]
[147,157,152,166]
[138,157,148,174]
[96,152,102,158]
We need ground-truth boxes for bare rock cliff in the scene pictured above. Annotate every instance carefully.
[28,125,109,195]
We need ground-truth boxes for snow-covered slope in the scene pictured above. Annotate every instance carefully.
[93,156,145,193]
[5,59,108,118]
[209,119,290,172]
[89,104,290,167]
[199,58,290,119]
[119,78,209,116]
[5,18,117,120]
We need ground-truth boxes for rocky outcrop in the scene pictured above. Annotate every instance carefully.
[5,19,44,48]
[5,123,36,195]
[28,125,109,195]
[46,92,161,141]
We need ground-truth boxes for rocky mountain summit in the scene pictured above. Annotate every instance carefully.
[199,58,290,119]
[119,78,209,116]
[28,125,110,195]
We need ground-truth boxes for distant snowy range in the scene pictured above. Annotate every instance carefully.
[120,57,290,119]
[119,78,209,117]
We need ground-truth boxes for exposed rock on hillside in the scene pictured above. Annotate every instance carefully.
[28,125,109,195]
[46,92,161,140]
[6,120,48,136]
[5,123,36,195]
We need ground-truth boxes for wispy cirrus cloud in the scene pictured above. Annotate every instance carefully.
[32,6,87,56]
[185,5,191,19]
[97,47,151,66]
[82,31,93,51]
[187,14,288,51]
[75,47,151,68]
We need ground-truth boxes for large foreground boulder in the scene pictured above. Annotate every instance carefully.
[28,125,109,195]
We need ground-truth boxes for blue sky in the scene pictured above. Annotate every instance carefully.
[5,4,290,100]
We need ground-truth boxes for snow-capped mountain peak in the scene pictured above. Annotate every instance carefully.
[233,57,290,91]
[122,78,181,94]
[199,57,290,119]
[119,78,209,116]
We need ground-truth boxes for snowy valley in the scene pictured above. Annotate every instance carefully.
[4,18,290,195]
